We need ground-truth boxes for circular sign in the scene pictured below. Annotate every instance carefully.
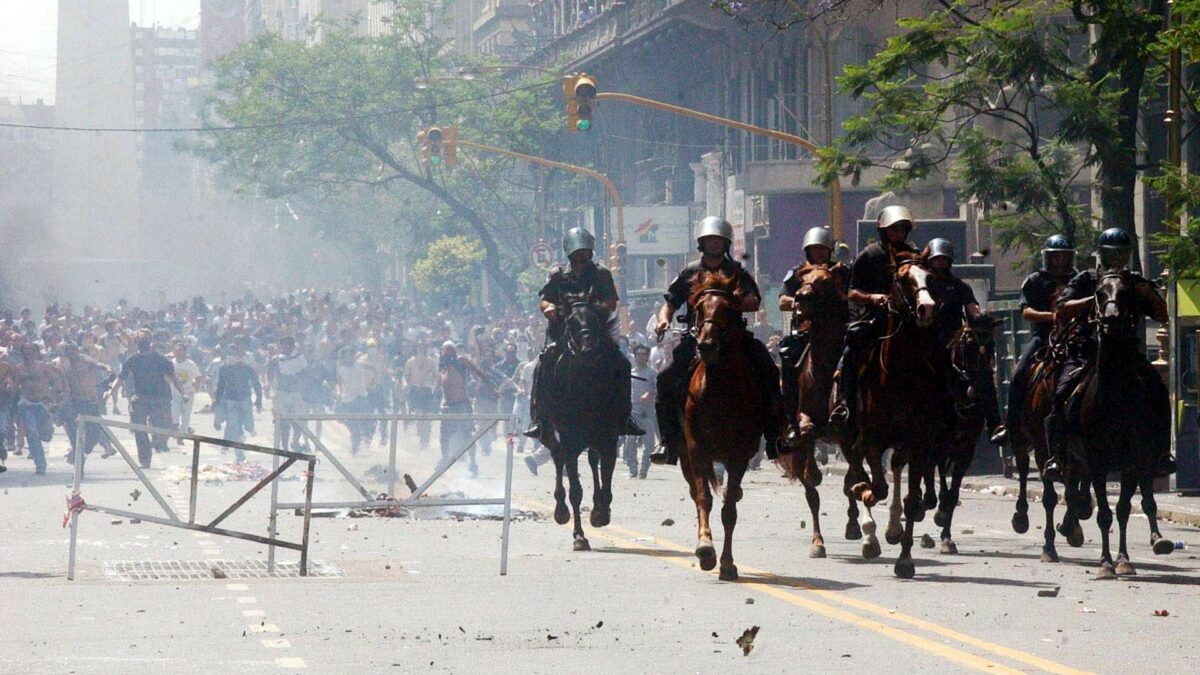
[530,240,556,271]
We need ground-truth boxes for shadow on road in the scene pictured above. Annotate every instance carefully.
[0,571,61,580]
[593,545,693,560]
[737,571,867,592]
[917,572,1058,588]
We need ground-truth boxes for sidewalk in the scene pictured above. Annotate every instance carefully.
[819,460,1200,528]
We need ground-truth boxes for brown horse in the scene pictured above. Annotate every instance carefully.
[846,253,953,578]
[1010,325,1085,562]
[682,270,764,581]
[778,263,850,559]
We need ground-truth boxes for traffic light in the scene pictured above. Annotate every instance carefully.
[564,73,597,132]
[442,126,458,168]
[417,126,444,168]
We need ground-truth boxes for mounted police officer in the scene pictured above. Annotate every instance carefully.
[648,216,789,465]
[523,227,645,445]
[830,205,921,425]
[1045,228,1174,479]
[778,226,849,446]
[989,234,1077,447]
[926,238,1003,438]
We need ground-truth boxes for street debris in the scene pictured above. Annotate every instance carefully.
[736,626,759,656]
[160,462,269,485]
[1153,609,1170,617]
[129,489,141,502]
[920,534,935,548]
[744,598,755,605]
[661,518,675,526]
[404,474,419,493]
[1037,587,1061,598]
[210,567,227,579]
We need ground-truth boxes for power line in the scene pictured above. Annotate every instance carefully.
[0,80,556,133]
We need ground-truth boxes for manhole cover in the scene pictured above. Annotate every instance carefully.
[102,559,343,581]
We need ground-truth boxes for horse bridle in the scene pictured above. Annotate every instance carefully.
[1091,272,1137,336]
[564,299,601,355]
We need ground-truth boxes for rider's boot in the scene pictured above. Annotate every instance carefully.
[523,348,552,439]
[1157,454,1178,476]
[650,397,679,466]
[617,354,645,436]
[829,369,852,426]
[1043,412,1066,482]
[779,334,804,451]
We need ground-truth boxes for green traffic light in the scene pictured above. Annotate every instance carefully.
[576,119,591,132]
[430,155,442,165]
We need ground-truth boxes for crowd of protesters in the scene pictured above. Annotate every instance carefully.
[0,288,678,478]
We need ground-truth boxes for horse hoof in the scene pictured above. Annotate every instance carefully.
[553,502,570,525]
[1115,560,1136,576]
[1095,562,1117,580]
[573,538,591,552]
[718,564,739,581]
[1067,524,1085,548]
[845,522,863,541]
[810,544,827,559]
[940,540,958,555]
[1012,511,1030,534]
[861,519,877,537]
[862,491,878,508]
[933,509,949,528]
[862,538,882,559]
[696,544,717,571]
[589,508,610,528]
[894,558,916,579]
[1040,549,1060,563]
[885,525,902,546]
[1152,537,1175,556]
[922,492,938,511]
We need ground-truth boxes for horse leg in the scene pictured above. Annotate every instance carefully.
[1114,471,1137,576]
[567,454,589,552]
[552,456,569,525]
[843,461,863,541]
[1040,477,1061,563]
[587,448,604,527]
[1012,447,1031,534]
[805,475,826,558]
[1093,475,1116,580]
[683,452,717,571]
[923,465,939,512]
[866,445,889,504]
[895,462,921,579]
[886,464,904,546]
[940,460,965,555]
[1057,489,1086,548]
[718,462,747,581]
[1141,473,1175,555]
[598,437,617,526]
[934,458,951,528]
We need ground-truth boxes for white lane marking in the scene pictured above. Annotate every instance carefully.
[260,638,291,649]
[275,657,307,669]
[250,623,281,633]
[237,596,257,604]
[226,583,249,591]
[242,609,266,618]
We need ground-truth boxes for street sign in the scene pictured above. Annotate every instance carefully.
[613,206,691,255]
[530,240,556,271]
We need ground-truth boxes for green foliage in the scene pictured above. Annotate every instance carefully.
[816,0,1166,272]
[190,0,562,303]
[412,235,486,302]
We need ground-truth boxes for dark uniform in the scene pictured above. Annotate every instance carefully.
[929,271,1001,432]
[832,240,920,420]
[527,262,631,444]
[1048,270,1170,467]
[654,257,784,456]
[778,263,850,432]
[1002,269,1073,438]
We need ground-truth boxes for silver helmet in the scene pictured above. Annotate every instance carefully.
[562,227,596,257]
[927,238,954,263]
[877,205,915,233]
[802,227,835,257]
[695,216,734,245]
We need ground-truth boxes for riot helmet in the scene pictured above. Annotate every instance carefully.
[927,238,955,264]
[563,227,596,257]
[802,227,835,263]
[1096,228,1132,270]
[876,205,914,236]
[1040,234,1076,276]
[695,216,733,255]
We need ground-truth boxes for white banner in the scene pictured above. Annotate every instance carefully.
[616,206,692,256]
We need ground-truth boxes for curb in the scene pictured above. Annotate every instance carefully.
[818,463,1200,530]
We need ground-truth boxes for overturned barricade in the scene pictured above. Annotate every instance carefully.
[66,416,317,580]
[270,411,516,575]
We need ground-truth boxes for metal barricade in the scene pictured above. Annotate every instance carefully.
[269,412,515,575]
[66,416,317,580]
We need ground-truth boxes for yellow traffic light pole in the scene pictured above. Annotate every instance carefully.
[591,91,845,239]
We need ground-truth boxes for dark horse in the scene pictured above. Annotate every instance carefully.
[931,317,1002,555]
[682,271,764,581]
[778,263,850,559]
[846,253,953,578]
[1072,272,1174,578]
[1009,324,1085,562]
[546,294,623,552]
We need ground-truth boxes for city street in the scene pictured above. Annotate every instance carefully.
[3,402,1199,674]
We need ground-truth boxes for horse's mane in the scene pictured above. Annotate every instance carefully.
[561,292,618,345]
[688,269,740,309]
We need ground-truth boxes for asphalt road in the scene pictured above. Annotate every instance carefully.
[2,399,1199,674]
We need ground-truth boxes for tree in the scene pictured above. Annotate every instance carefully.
[814,1,1168,264]
[412,235,486,306]
[193,0,562,305]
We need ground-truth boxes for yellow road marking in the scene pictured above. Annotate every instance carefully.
[525,499,1089,674]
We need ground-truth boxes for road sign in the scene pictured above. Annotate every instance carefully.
[530,240,556,271]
